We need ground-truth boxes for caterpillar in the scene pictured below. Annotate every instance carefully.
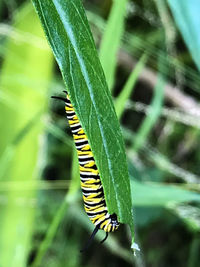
[52,91,120,250]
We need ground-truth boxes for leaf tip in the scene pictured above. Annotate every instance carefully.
[131,242,140,256]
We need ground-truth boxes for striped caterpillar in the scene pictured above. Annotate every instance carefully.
[52,91,120,250]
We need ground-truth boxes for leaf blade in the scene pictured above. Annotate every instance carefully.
[132,73,164,152]
[99,0,128,90]
[115,53,148,119]
[131,181,200,206]
[0,3,53,266]
[167,0,200,73]
[32,0,134,239]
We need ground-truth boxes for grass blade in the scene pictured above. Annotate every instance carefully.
[30,149,80,267]
[167,0,200,74]
[0,3,53,266]
[115,53,147,119]
[99,0,128,90]
[132,73,164,152]
[131,181,200,206]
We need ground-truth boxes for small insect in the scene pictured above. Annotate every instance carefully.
[52,91,120,251]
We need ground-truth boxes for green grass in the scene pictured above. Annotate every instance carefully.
[1,0,200,266]
[131,69,164,152]
[0,2,53,267]
[115,53,148,119]
[99,0,128,90]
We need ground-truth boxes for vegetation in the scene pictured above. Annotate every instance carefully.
[0,0,200,266]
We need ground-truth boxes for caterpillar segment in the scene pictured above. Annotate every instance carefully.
[52,92,120,248]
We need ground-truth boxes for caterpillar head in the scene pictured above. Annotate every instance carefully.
[110,213,120,228]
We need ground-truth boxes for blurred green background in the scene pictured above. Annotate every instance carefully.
[0,0,200,267]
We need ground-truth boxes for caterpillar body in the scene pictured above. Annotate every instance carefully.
[52,91,120,248]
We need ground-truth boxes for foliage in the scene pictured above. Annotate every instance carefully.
[168,0,200,73]
[0,3,53,266]
[31,0,134,238]
[0,0,200,267]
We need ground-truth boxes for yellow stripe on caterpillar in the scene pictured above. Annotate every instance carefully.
[73,134,87,140]
[65,106,74,111]
[84,192,101,199]
[78,129,84,135]
[91,214,106,222]
[81,184,100,190]
[77,150,93,156]
[86,206,106,213]
[73,115,78,120]
[69,119,79,125]
[79,166,98,175]
[84,162,95,168]
[83,196,103,203]
[81,144,90,150]
[81,179,100,186]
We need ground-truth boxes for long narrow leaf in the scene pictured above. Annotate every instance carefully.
[32,0,135,242]
[0,3,53,267]
[131,181,200,206]
[115,53,147,119]
[99,0,128,90]
[132,73,164,152]
[167,0,200,74]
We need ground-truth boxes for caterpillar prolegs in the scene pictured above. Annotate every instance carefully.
[52,91,120,250]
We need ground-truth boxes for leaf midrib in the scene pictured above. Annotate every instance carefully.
[52,0,121,215]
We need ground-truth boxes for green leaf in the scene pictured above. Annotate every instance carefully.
[167,0,200,73]
[30,149,80,267]
[32,0,135,241]
[99,0,128,90]
[115,53,147,119]
[0,3,53,267]
[172,204,200,232]
[131,181,200,206]
[132,72,164,152]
